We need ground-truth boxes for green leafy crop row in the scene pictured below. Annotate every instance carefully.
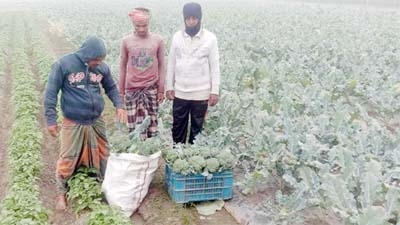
[67,167,132,225]
[0,16,48,225]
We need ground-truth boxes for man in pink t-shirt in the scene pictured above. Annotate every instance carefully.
[119,7,165,138]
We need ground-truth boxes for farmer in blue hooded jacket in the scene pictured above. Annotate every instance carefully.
[44,36,126,211]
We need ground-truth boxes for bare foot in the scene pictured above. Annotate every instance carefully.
[55,194,67,211]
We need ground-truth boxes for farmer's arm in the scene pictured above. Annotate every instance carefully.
[44,61,63,136]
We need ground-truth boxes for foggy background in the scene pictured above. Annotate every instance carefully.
[1,0,400,8]
[288,0,400,8]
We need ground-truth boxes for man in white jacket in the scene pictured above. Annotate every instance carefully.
[166,2,220,144]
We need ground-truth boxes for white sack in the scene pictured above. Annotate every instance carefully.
[102,151,161,217]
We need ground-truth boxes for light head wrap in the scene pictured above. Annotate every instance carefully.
[128,8,150,24]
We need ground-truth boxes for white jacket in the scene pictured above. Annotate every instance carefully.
[166,28,220,100]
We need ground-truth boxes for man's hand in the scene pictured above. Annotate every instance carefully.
[116,108,127,123]
[208,94,219,106]
[166,90,175,100]
[47,125,60,137]
[119,94,125,104]
[157,92,165,103]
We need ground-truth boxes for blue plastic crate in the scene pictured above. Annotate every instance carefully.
[164,164,233,203]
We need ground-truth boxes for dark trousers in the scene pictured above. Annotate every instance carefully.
[172,97,208,144]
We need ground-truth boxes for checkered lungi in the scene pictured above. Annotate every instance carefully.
[56,117,109,194]
[125,86,158,137]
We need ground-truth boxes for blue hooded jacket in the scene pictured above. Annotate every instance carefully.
[44,37,123,126]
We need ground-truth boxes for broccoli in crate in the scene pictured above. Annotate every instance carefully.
[163,140,236,176]
[163,138,236,203]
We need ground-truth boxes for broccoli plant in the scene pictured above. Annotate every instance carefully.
[108,129,131,154]
[108,116,168,156]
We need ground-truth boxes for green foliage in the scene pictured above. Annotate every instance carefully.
[108,117,165,156]
[129,136,164,156]
[0,190,49,225]
[67,168,133,224]
[0,26,48,224]
[216,149,235,170]
[88,205,131,225]
[67,167,103,214]
[108,129,131,153]
[4,1,400,224]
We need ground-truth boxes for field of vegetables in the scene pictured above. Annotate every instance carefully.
[0,0,400,224]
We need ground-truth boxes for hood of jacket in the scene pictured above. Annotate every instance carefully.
[75,36,107,63]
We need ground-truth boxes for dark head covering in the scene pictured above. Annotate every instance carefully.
[183,2,202,37]
[183,2,202,20]
[75,36,107,63]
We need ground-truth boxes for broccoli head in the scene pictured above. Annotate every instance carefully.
[172,159,191,175]
[217,149,235,169]
[188,155,206,172]
[206,158,220,173]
